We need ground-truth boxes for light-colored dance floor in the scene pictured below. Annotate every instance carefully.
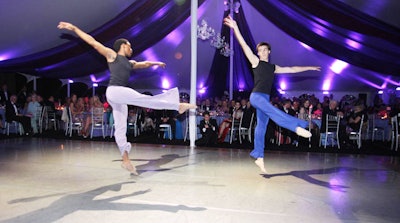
[0,137,399,223]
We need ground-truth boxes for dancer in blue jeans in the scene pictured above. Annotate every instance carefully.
[224,15,320,173]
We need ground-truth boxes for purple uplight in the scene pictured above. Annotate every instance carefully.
[330,60,348,74]
[68,79,74,83]
[0,52,14,61]
[162,78,170,89]
[278,89,285,95]
[199,88,206,94]
[322,79,331,91]
[90,74,97,82]
[279,80,287,90]
[238,81,245,90]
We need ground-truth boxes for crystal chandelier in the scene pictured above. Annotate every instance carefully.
[224,0,241,13]
[210,33,226,49]
[197,19,215,40]
[197,0,240,57]
[220,43,232,57]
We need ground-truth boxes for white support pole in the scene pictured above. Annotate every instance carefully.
[67,81,70,98]
[229,0,234,100]
[33,76,37,92]
[189,0,198,147]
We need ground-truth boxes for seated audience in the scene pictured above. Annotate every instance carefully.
[26,94,42,134]
[196,111,218,146]
[218,101,243,143]
[155,109,177,139]
[5,95,32,135]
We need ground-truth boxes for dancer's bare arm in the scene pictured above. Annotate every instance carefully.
[224,15,259,68]
[57,22,116,62]
[275,66,321,74]
[129,60,166,69]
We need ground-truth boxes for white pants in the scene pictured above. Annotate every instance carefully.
[106,86,180,156]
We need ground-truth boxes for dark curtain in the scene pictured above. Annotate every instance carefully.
[247,0,400,75]
[206,1,256,97]
[0,0,206,78]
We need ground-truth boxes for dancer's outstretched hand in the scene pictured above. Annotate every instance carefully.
[223,15,237,29]
[158,62,166,68]
[57,22,75,31]
[312,66,321,71]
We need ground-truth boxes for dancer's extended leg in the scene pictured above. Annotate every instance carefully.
[250,93,310,137]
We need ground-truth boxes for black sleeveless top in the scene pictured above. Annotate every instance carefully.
[108,55,133,87]
[252,61,276,94]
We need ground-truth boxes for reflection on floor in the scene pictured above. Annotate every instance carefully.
[0,137,399,223]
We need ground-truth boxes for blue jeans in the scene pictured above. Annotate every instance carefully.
[249,92,308,158]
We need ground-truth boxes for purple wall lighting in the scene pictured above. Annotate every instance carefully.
[346,72,382,89]
[345,39,362,50]
[153,2,173,21]
[162,78,170,89]
[330,59,348,74]
[0,52,14,61]
[322,79,331,91]
[311,23,328,38]
[90,74,97,83]
[279,80,287,90]
[238,80,245,90]
[346,32,363,50]
[199,87,206,95]
[299,41,313,51]
[142,49,160,71]
[166,30,184,47]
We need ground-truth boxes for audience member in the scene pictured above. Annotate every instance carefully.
[196,111,218,146]
[5,95,32,135]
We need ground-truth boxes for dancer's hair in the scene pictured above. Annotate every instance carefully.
[256,42,271,51]
[113,38,129,52]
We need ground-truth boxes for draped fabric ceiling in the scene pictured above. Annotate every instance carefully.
[0,0,399,96]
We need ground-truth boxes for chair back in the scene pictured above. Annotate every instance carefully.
[248,112,255,129]
[92,107,104,126]
[326,115,340,133]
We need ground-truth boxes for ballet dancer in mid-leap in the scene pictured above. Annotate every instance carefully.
[224,15,320,173]
[58,22,196,175]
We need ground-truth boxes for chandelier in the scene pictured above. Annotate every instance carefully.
[224,0,241,13]
[197,19,215,40]
[197,1,240,57]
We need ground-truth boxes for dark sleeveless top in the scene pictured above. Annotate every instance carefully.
[252,61,276,94]
[108,55,133,87]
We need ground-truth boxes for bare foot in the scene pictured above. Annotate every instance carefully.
[121,162,139,175]
[255,158,266,173]
[295,127,312,138]
[178,103,197,114]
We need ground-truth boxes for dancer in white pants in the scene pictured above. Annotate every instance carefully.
[58,22,196,175]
